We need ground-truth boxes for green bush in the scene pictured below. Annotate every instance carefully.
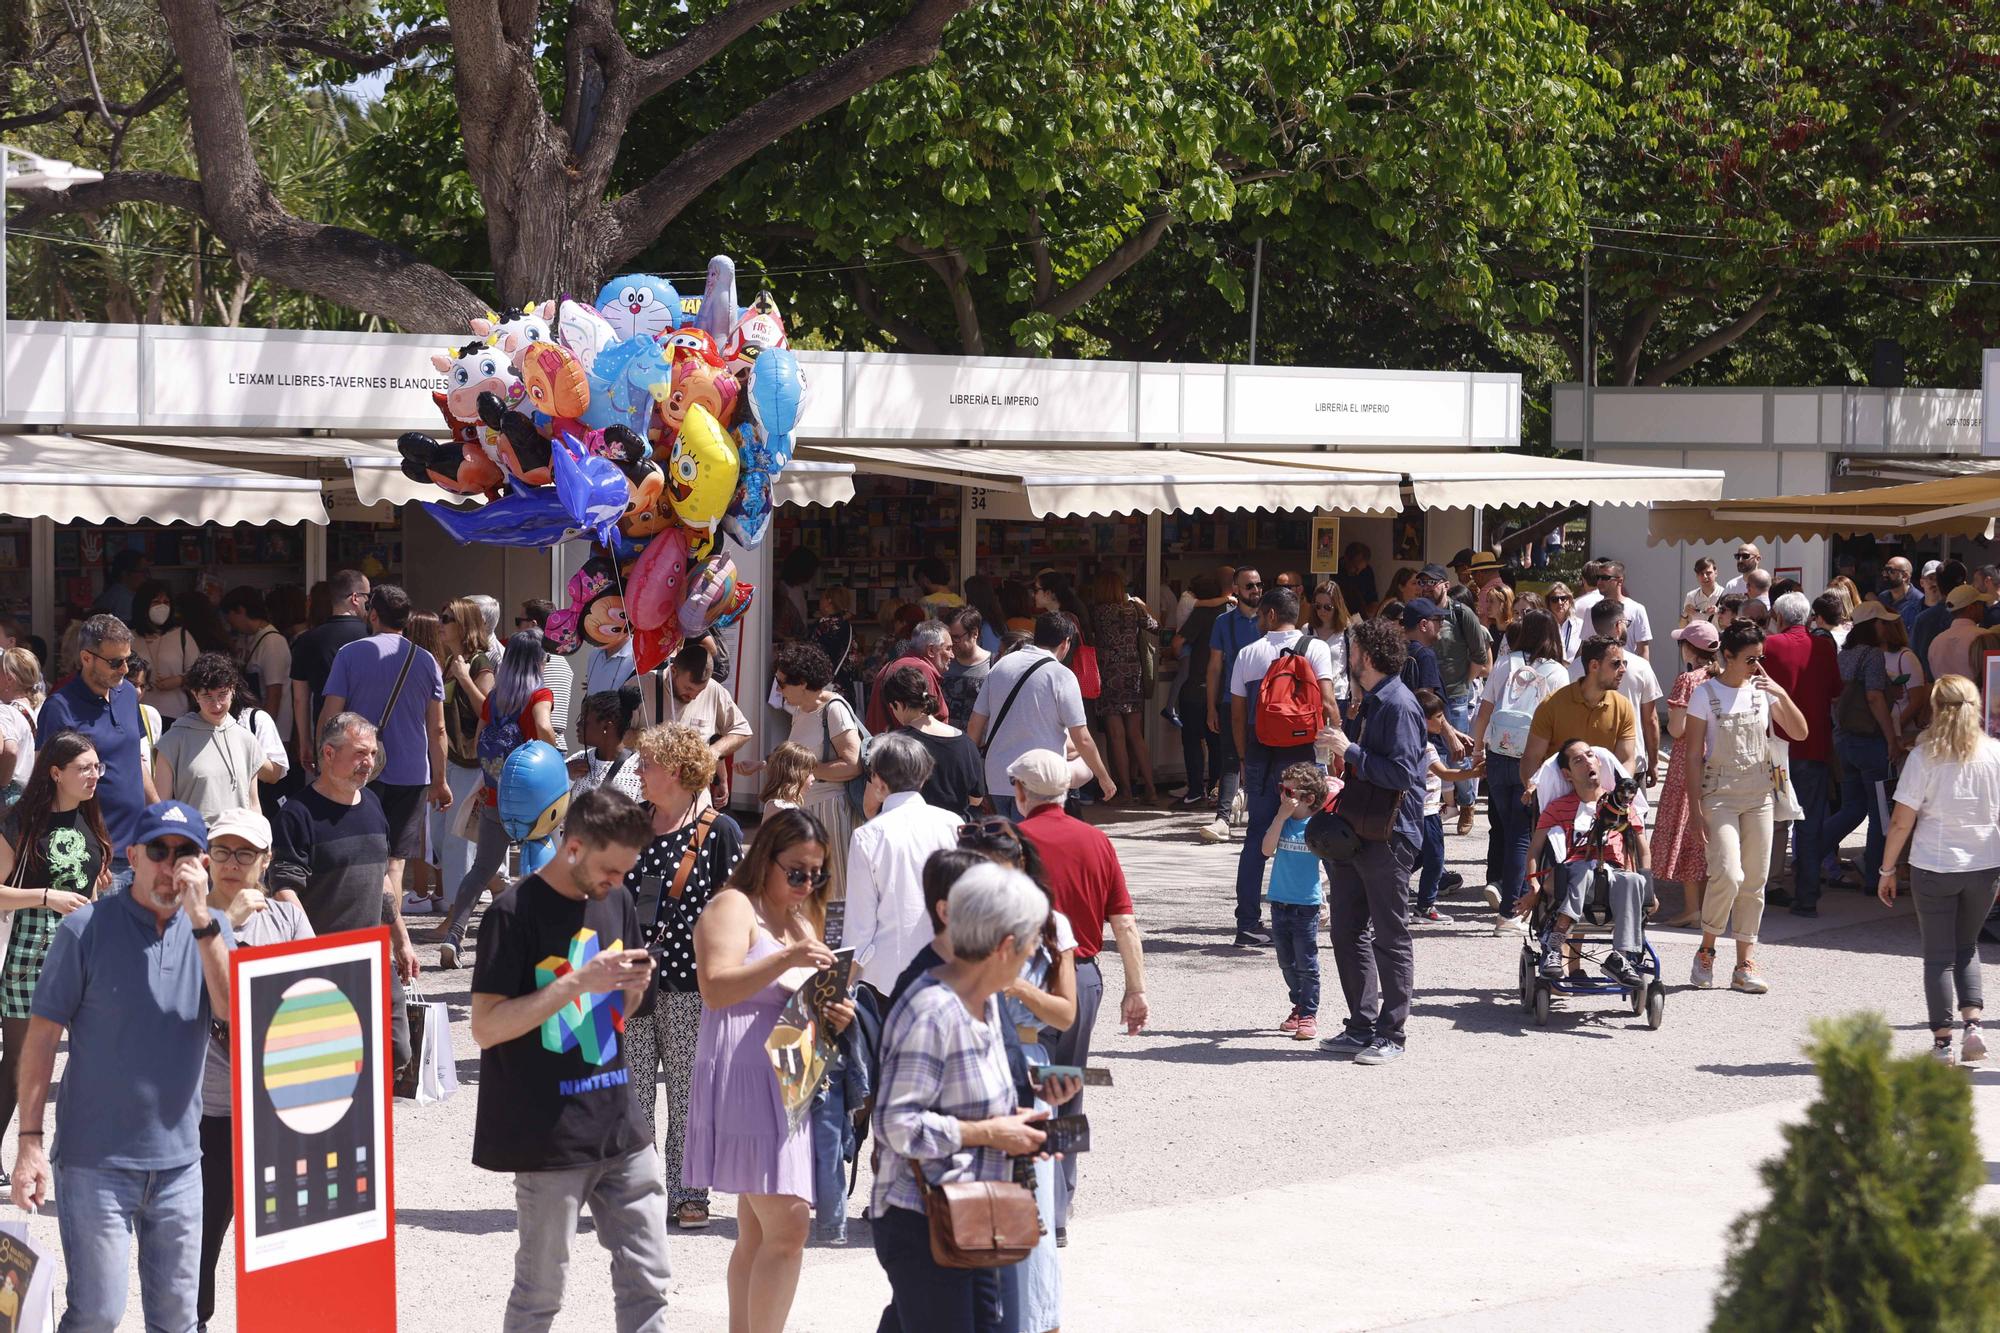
[1711,1014,2000,1332]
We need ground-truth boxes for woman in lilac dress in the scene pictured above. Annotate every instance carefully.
[688,807,855,1333]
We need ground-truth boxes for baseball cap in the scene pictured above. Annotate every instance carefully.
[1006,750,1070,799]
[131,800,209,852]
[1402,597,1446,629]
[1670,620,1720,651]
[1448,549,1475,569]
[206,806,272,850]
[1418,563,1450,584]
[1946,584,1991,612]
[1923,560,1942,577]
[1850,600,1896,626]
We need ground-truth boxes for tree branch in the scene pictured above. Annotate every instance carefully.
[241,22,453,73]
[605,0,972,266]
[0,68,185,132]
[1031,211,1174,322]
[629,0,805,104]
[847,268,941,354]
[1638,286,1782,386]
[8,170,205,229]
[895,238,982,354]
[1610,299,1663,386]
[1027,205,1053,307]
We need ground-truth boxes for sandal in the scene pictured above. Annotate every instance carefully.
[674,1200,710,1229]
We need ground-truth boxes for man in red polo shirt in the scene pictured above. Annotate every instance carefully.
[864,619,952,734]
[1008,748,1149,1241]
[1759,591,1841,916]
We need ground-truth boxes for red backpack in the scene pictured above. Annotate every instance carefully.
[1254,634,1323,749]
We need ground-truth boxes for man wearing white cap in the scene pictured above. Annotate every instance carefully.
[1009,749,1148,1239]
[1928,583,1992,685]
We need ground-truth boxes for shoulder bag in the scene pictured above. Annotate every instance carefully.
[976,656,1056,757]
[1326,697,1406,844]
[911,1156,1041,1269]
[1835,658,1882,737]
[816,696,875,816]
[369,640,419,781]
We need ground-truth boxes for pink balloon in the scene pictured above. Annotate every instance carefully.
[626,523,691,631]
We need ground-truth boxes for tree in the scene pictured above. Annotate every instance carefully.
[3,0,977,330]
[1709,1014,2000,1332]
[1577,0,2000,386]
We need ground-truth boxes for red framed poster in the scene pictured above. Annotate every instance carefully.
[231,928,396,1331]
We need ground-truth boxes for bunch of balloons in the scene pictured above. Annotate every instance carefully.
[397,255,804,673]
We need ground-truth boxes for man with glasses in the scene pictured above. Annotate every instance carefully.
[1722,544,1763,598]
[291,568,372,769]
[1201,567,1266,843]
[844,734,963,999]
[11,799,234,1332]
[1572,560,1653,661]
[1009,749,1148,1242]
[37,613,156,892]
[1878,556,1923,631]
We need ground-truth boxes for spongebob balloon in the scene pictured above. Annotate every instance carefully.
[665,404,740,553]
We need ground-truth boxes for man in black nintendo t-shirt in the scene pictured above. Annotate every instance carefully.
[468,787,667,1330]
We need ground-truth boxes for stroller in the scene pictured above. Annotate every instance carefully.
[1515,775,1666,1030]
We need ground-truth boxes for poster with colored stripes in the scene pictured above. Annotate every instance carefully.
[233,935,389,1273]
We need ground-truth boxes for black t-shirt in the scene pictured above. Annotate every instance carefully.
[1178,605,1222,692]
[269,784,392,936]
[290,615,371,726]
[903,726,986,818]
[1,807,106,897]
[471,874,649,1173]
[623,810,743,993]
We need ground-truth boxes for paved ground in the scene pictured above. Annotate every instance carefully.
[19,802,2000,1330]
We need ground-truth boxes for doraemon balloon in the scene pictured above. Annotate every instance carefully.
[596,275,683,341]
[497,740,570,874]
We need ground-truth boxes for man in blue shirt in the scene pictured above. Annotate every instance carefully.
[1320,617,1427,1067]
[1398,599,1446,696]
[1878,556,1924,632]
[36,613,157,892]
[1200,567,1266,843]
[12,800,234,1333]
[1912,559,1966,678]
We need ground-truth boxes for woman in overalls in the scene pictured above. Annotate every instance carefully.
[1678,621,1809,994]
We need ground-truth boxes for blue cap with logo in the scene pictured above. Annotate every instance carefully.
[1402,597,1446,629]
[130,800,210,852]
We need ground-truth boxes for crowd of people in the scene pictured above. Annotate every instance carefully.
[1,527,1999,1330]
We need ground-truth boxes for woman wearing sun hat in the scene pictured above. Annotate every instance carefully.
[1655,618,1719,925]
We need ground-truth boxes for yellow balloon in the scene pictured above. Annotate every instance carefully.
[666,403,741,544]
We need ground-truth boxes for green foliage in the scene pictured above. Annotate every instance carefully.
[1709,1014,2000,1333]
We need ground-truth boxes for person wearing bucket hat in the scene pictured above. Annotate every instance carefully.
[11,798,236,1333]
[1465,551,1505,588]
[1928,582,1993,686]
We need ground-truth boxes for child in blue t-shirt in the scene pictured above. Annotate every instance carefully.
[1261,761,1334,1042]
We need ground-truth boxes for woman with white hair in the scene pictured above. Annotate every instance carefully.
[872,861,1058,1332]
[1877,674,2000,1065]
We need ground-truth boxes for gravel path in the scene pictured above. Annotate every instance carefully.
[21,803,1988,1330]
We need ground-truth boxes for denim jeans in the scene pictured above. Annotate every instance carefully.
[445,801,512,949]
[1414,813,1445,912]
[1823,733,1891,883]
[1326,835,1419,1044]
[1215,723,1242,818]
[1484,754,1531,913]
[1234,752,1296,933]
[1269,901,1321,1016]
[506,1146,672,1333]
[1443,687,1478,807]
[56,1158,203,1333]
[1787,757,1832,909]
[109,855,134,896]
[1039,958,1102,1230]
[810,1044,870,1241]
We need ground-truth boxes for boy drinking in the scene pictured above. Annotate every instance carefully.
[1260,761,1334,1041]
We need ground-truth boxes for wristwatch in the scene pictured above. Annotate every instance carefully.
[190,917,223,940]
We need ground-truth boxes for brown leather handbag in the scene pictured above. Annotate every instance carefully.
[913,1158,1041,1269]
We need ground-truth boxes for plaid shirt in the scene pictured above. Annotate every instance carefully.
[871,972,1016,1216]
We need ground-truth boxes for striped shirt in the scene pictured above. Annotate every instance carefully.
[542,653,573,752]
[871,972,1016,1216]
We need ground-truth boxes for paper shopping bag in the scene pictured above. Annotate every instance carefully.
[394,992,459,1104]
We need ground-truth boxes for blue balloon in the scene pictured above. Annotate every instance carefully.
[423,487,578,548]
[497,740,571,845]
[595,275,684,340]
[746,346,803,446]
[582,335,672,438]
[552,433,629,549]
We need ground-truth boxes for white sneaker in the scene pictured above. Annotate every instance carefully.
[1198,819,1230,844]
[439,941,461,970]
[1690,947,1716,989]
[1492,916,1528,937]
[1481,884,1503,911]
[403,892,441,915]
[1730,964,1769,995]
[1963,1025,1989,1063]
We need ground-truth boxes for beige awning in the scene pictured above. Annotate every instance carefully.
[774,459,855,509]
[86,432,421,508]
[1194,449,1725,510]
[1649,475,2000,545]
[0,434,326,525]
[796,444,1402,518]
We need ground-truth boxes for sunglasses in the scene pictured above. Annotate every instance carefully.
[781,865,831,889]
[1549,595,1572,603]
[774,676,799,690]
[143,840,202,864]
[209,846,264,866]
[1735,553,1757,561]
[1241,581,1263,590]
[1279,785,1301,800]
[85,649,131,672]
[959,818,1021,845]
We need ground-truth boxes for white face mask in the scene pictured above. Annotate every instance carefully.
[148,604,171,627]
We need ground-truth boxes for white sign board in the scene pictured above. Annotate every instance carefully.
[1229,368,1476,445]
[842,356,1136,442]
[148,332,446,430]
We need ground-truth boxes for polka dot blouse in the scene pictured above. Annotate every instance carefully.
[624,808,745,993]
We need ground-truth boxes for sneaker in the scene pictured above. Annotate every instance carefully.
[1439,870,1465,897]
[1319,1029,1371,1058]
[1789,905,1819,919]
[403,891,441,914]
[1932,1037,1957,1066]
[1055,1227,1068,1248]
[1278,1009,1301,1034]
[1481,883,1503,911]
[1410,906,1452,924]
[438,941,461,970]
[1689,946,1716,989]
[1354,1038,1405,1066]
[1232,929,1272,948]
[1730,963,1770,994]
[1493,915,1529,937]
[1963,1022,1988,1063]
[1178,791,1209,807]
[1602,951,1642,988]
[1537,942,1565,980]
[675,1200,711,1230]
[1198,819,1230,844]
[1293,1015,1319,1042]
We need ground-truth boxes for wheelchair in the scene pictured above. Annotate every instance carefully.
[1514,798,1666,1031]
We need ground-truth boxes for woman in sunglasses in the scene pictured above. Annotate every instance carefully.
[687,807,853,1333]
[0,731,110,1175]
